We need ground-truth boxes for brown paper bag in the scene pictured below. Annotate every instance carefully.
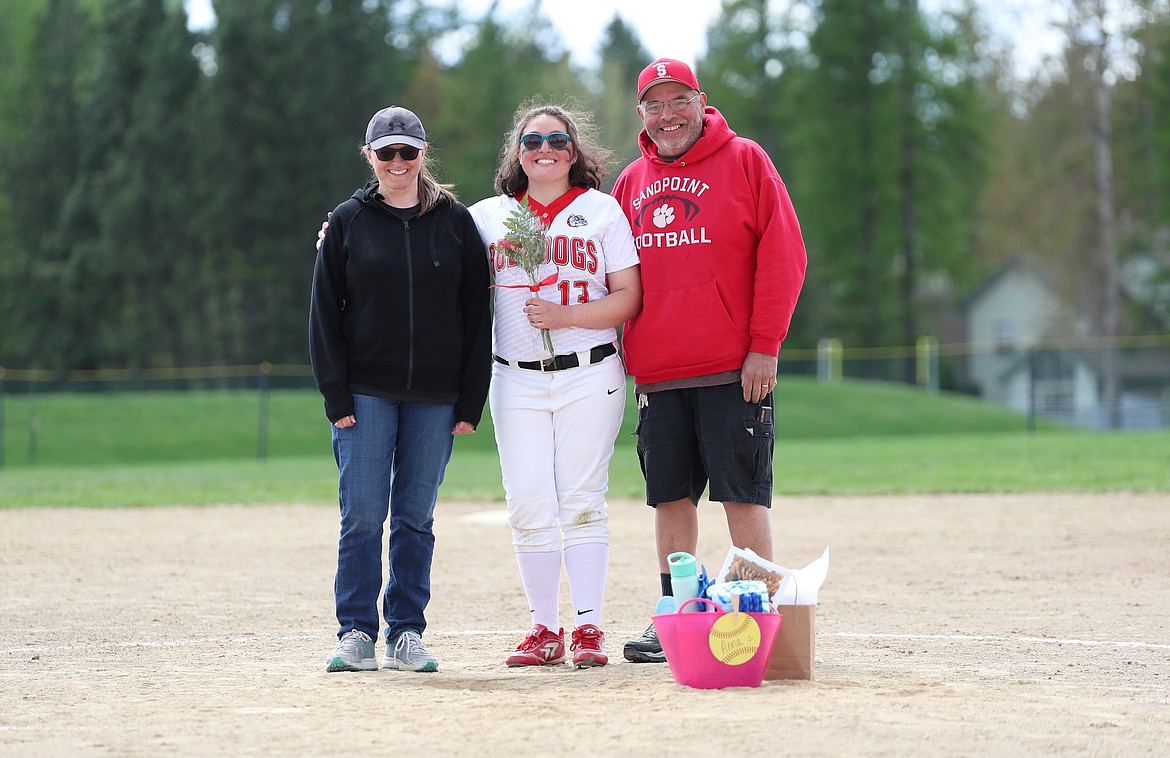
[764,603,815,680]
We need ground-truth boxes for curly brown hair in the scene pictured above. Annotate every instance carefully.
[493,100,614,196]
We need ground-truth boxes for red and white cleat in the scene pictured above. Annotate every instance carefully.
[506,624,566,667]
[570,624,608,668]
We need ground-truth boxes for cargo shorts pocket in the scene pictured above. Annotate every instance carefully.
[735,419,774,484]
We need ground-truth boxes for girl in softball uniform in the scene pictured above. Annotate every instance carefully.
[469,103,641,669]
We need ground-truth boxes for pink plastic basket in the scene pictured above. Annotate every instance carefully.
[653,598,783,689]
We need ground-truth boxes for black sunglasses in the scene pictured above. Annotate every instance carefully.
[519,132,573,151]
[373,145,421,162]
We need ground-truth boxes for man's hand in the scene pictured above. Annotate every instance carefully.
[740,351,777,404]
[315,211,332,252]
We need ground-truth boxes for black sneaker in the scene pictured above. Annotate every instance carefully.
[622,621,665,663]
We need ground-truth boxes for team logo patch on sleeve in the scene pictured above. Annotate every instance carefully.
[567,214,589,228]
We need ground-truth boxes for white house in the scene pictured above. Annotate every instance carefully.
[962,259,1169,428]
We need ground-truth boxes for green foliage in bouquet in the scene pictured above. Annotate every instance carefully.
[498,196,555,357]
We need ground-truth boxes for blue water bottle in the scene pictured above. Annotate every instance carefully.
[668,552,701,613]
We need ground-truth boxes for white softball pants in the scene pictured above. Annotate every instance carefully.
[489,353,627,553]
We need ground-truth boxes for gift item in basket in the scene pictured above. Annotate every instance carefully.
[717,546,830,681]
[652,598,782,690]
[765,603,815,680]
[655,595,678,614]
[668,552,702,613]
[705,580,770,612]
[718,548,789,599]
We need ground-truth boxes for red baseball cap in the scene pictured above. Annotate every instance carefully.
[637,58,700,100]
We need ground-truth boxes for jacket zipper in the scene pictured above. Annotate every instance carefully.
[403,218,414,389]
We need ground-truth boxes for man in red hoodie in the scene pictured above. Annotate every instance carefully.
[611,58,807,663]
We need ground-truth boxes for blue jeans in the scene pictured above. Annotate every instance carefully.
[332,394,455,643]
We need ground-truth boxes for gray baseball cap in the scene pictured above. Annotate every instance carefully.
[365,106,426,150]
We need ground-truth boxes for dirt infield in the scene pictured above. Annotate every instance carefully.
[2,493,1167,757]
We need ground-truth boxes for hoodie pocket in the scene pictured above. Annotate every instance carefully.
[627,279,740,372]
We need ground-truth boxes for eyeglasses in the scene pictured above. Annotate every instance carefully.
[520,132,573,151]
[372,145,421,162]
[638,94,701,116]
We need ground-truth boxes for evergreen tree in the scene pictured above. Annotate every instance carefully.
[193,0,427,365]
[428,2,583,204]
[701,0,808,161]
[701,0,815,344]
[56,0,202,369]
[1115,6,1170,238]
[783,0,989,375]
[594,15,651,185]
[0,0,98,369]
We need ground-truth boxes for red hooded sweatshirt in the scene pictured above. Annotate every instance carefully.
[611,107,807,387]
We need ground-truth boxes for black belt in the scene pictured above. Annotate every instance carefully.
[494,342,617,372]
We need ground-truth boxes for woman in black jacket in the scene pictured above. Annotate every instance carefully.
[310,106,491,674]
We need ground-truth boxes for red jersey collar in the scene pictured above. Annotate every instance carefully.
[518,186,588,225]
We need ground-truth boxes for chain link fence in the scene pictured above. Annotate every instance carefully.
[784,335,1170,431]
[2,335,1168,467]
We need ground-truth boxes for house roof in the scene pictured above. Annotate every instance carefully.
[959,257,1055,312]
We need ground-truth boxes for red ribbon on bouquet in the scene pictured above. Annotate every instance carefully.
[490,271,558,292]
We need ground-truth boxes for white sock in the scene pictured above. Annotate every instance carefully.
[515,550,562,631]
[564,542,608,629]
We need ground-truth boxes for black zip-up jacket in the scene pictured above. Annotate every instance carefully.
[309,182,492,426]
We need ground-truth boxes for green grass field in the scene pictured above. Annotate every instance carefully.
[1,378,1166,507]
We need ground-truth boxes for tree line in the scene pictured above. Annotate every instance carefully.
[1,0,1168,388]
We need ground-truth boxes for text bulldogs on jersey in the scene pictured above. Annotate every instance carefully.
[491,234,599,275]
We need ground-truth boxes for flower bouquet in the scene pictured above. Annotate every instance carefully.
[499,196,555,357]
